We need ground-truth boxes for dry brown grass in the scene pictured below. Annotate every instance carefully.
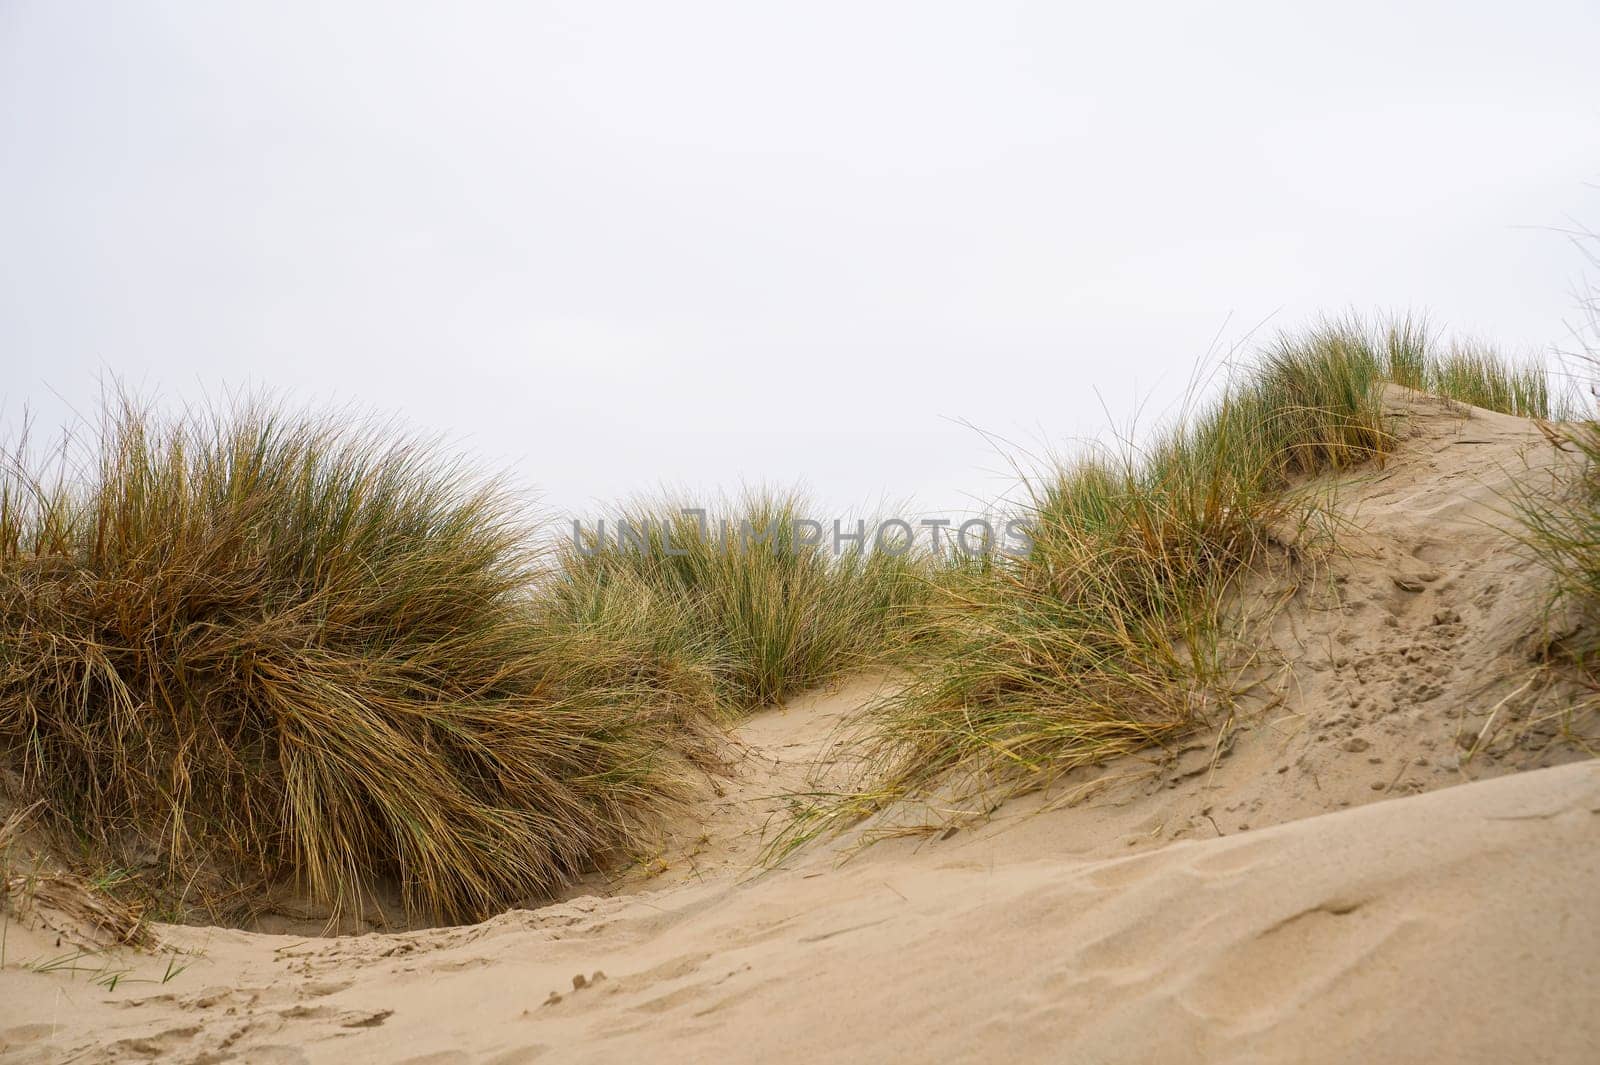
[0,396,715,924]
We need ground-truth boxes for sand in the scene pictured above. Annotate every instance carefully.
[3,390,1598,1063]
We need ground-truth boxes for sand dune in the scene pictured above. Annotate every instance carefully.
[4,760,1595,1063]
[3,391,1599,1063]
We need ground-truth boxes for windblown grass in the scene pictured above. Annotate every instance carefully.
[1513,435,1600,664]
[549,494,925,715]
[0,397,715,924]
[771,314,1568,849]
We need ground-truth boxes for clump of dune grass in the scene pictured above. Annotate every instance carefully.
[0,395,715,924]
[548,494,925,715]
[1500,260,1600,749]
[1428,343,1556,418]
[1512,390,1600,661]
[772,314,1567,850]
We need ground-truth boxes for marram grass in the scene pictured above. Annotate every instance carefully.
[1513,427,1600,663]
[0,313,1569,917]
[0,397,719,924]
[549,494,926,714]
[769,314,1571,853]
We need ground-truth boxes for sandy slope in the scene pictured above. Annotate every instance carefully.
[4,763,1596,1064]
[3,391,1599,1064]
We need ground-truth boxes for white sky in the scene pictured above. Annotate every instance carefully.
[3,1,1598,522]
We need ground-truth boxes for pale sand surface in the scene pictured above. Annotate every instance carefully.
[3,390,1598,1063]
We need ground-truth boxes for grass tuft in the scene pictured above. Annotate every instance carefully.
[549,493,924,714]
[0,395,711,924]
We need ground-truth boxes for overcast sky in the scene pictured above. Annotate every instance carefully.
[3,1,1598,521]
